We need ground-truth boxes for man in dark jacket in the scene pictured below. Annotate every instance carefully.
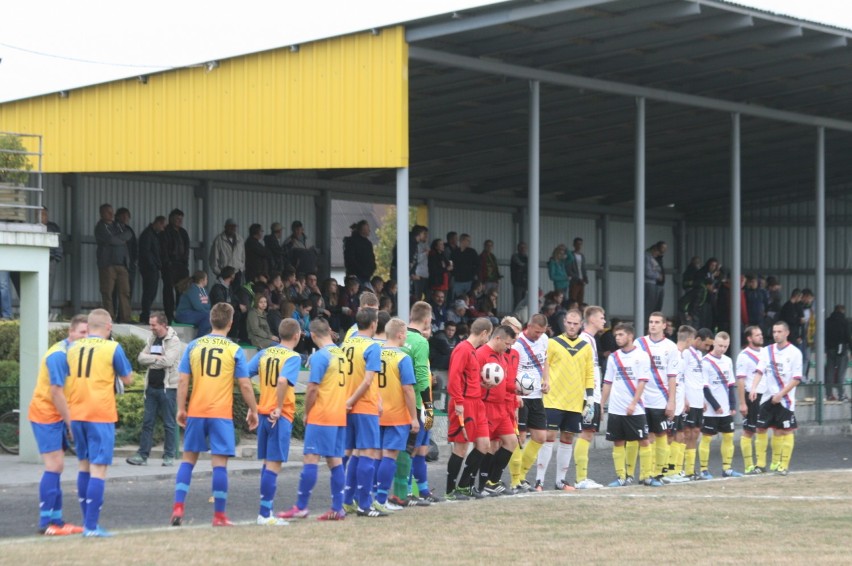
[245,223,270,282]
[450,233,478,301]
[138,215,166,323]
[114,208,137,322]
[343,219,376,284]
[159,208,190,323]
[263,222,291,275]
[780,289,805,345]
[510,242,528,310]
[95,203,133,322]
[826,305,851,401]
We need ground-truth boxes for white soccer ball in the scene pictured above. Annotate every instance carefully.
[516,372,535,395]
[481,362,505,388]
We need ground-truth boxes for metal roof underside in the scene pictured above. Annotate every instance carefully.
[334,0,852,222]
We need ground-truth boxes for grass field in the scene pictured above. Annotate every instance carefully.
[3,470,851,565]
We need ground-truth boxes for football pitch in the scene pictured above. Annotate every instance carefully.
[2,470,849,565]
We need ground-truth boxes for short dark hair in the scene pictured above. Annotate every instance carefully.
[802,288,814,297]
[356,308,378,330]
[573,237,583,245]
[446,231,458,241]
[614,322,634,337]
[99,203,112,214]
[697,328,714,341]
[249,223,263,237]
[376,310,391,335]
[168,208,184,219]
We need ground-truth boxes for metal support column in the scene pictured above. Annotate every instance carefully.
[634,97,646,336]
[601,214,611,309]
[815,128,826,388]
[198,180,212,274]
[65,173,83,314]
[317,190,333,280]
[396,168,410,323]
[730,113,742,359]
[527,81,541,317]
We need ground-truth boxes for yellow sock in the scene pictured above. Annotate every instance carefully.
[740,435,754,470]
[654,436,669,476]
[509,447,523,486]
[780,434,795,470]
[670,442,685,474]
[721,433,734,471]
[625,441,639,478]
[520,440,543,478]
[638,444,653,481]
[612,445,626,480]
[574,437,591,483]
[771,434,783,468]
[699,435,712,471]
[755,432,768,468]
[684,448,697,476]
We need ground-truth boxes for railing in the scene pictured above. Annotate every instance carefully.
[0,131,44,225]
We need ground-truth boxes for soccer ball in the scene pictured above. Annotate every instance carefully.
[481,362,505,388]
[516,372,535,396]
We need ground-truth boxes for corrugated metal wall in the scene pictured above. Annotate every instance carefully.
[0,28,408,172]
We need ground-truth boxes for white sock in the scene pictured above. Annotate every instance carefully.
[557,441,574,485]
[535,442,555,483]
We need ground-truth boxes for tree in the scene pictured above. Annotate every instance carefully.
[374,205,418,282]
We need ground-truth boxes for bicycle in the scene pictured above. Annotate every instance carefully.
[0,409,19,455]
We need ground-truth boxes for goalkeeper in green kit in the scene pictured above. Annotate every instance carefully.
[388,301,442,506]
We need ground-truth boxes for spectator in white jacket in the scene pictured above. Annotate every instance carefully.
[209,218,245,290]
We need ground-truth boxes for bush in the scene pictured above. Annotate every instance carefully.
[113,334,146,374]
[0,322,21,362]
[0,361,19,413]
[114,373,154,446]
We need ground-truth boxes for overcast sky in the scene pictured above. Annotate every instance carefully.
[0,0,850,103]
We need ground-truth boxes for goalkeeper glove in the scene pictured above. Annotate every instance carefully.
[423,402,434,431]
[582,397,595,424]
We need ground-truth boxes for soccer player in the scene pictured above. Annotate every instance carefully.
[475,325,518,496]
[682,327,713,480]
[535,309,594,491]
[28,314,88,535]
[662,325,696,483]
[501,316,525,493]
[340,309,384,517]
[445,317,493,500]
[736,326,764,474]
[170,303,259,527]
[509,313,550,492]
[575,305,607,489]
[278,319,349,521]
[601,323,658,487]
[247,318,302,526]
[750,321,803,476]
[65,309,134,537]
[698,332,743,479]
[343,291,379,341]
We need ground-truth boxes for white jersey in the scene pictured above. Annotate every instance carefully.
[603,347,650,416]
[634,336,678,410]
[701,353,734,415]
[683,346,706,409]
[756,343,803,411]
[580,330,602,403]
[666,348,687,414]
[736,347,765,394]
[513,332,548,400]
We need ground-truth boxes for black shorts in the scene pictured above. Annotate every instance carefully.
[545,408,582,433]
[581,403,602,432]
[605,414,649,442]
[684,407,704,429]
[743,395,760,433]
[644,408,669,435]
[518,398,547,431]
[670,413,686,433]
[756,402,798,431]
[701,415,735,435]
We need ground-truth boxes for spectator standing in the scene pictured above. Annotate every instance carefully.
[285,221,319,276]
[799,289,815,377]
[547,245,569,293]
[209,219,245,290]
[780,289,805,350]
[428,238,451,296]
[479,239,501,293]
[568,237,589,304]
[450,234,479,301]
[160,209,191,324]
[138,216,166,323]
[682,256,701,292]
[644,244,663,320]
[94,203,132,323]
[245,223,270,283]
[693,258,720,290]
[115,208,138,316]
[0,271,12,319]
[343,220,376,285]
[263,222,289,275]
[411,226,430,301]
[653,240,667,312]
[744,274,768,326]
[510,242,528,310]
[127,312,183,467]
[445,231,459,291]
[826,305,851,401]
[42,207,63,305]
[175,271,212,337]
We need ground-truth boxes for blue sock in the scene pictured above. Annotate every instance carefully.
[83,477,105,531]
[330,464,345,513]
[174,462,194,504]
[38,471,60,529]
[52,487,64,525]
[372,458,380,496]
[413,455,431,497]
[376,457,396,505]
[342,455,349,470]
[357,457,375,510]
[258,468,277,518]
[296,463,318,511]
[212,466,228,514]
[77,471,90,519]
[343,455,359,506]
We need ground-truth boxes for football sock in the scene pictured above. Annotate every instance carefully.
[52,487,64,525]
[556,440,574,485]
[258,468,277,518]
[625,441,639,478]
[755,432,768,468]
[372,457,379,496]
[83,477,105,531]
[447,452,464,493]
[38,471,60,530]
[721,433,734,471]
[771,434,783,467]
[458,449,484,489]
[509,446,523,486]
[296,463,318,511]
[654,435,669,476]
[684,448,697,476]
[488,447,514,483]
[212,466,228,514]
[342,455,349,470]
[535,442,555,484]
[356,457,375,510]
[740,435,754,469]
[394,451,412,498]
[343,455,359,506]
[330,464,345,512]
[699,435,712,471]
[671,441,685,474]
[638,444,652,481]
[77,471,90,519]
[612,445,626,480]
[478,452,493,491]
[412,455,431,497]
[376,456,396,505]
[574,437,591,483]
[174,462,193,504]
[520,439,543,478]
[780,434,795,470]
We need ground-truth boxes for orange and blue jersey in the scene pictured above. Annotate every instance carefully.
[179,333,249,419]
[28,339,71,425]
[378,347,416,426]
[341,333,382,416]
[305,345,348,426]
[248,346,301,421]
[65,336,133,423]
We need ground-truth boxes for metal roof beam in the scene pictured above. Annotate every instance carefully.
[405,0,616,43]
[408,45,852,132]
[687,0,852,39]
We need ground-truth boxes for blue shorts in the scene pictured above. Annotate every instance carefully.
[257,415,292,463]
[183,417,235,456]
[381,424,411,451]
[303,424,345,458]
[346,413,380,450]
[416,415,431,447]
[31,421,67,454]
[71,421,115,465]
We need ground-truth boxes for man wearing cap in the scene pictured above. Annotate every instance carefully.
[209,219,245,291]
[264,222,291,275]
